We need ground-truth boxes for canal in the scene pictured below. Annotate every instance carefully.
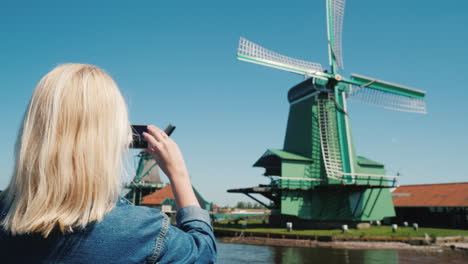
[217,242,468,264]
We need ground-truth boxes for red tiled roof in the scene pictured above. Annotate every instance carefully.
[392,182,468,207]
[141,184,174,205]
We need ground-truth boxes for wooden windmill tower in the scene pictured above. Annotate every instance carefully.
[228,0,427,225]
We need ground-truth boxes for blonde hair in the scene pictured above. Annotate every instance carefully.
[1,63,132,237]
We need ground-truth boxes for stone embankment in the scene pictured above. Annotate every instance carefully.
[218,236,442,251]
[216,230,468,251]
[441,242,468,252]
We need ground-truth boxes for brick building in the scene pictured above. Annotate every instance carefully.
[141,184,211,214]
[392,182,468,229]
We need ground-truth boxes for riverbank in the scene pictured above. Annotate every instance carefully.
[214,227,468,252]
[213,224,468,238]
[218,236,443,251]
[219,235,468,253]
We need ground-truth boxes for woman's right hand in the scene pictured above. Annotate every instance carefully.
[143,125,200,209]
[143,125,189,181]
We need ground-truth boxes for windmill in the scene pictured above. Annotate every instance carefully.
[124,152,164,205]
[228,0,426,226]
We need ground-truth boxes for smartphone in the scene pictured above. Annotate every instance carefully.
[131,124,176,148]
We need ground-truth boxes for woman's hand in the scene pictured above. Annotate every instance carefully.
[143,125,189,181]
[143,125,200,209]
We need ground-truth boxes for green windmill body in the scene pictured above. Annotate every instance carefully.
[229,0,427,225]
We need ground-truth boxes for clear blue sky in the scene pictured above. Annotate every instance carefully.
[0,0,467,206]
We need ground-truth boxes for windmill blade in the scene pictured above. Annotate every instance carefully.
[237,37,323,76]
[346,74,427,114]
[326,0,346,70]
[140,159,162,185]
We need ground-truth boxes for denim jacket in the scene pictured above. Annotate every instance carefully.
[0,197,217,263]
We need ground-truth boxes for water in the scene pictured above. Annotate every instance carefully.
[217,242,468,264]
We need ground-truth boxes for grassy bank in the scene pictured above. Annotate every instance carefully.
[214,223,468,238]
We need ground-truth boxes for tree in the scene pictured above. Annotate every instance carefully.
[235,201,246,209]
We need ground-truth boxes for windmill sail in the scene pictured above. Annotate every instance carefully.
[347,74,427,114]
[237,37,323,76]
[326,0,346,69]
[140,159,162,185]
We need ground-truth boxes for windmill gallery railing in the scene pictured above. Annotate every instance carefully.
[272,174,398,190]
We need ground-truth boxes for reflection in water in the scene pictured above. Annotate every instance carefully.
[273,246,398,264]
[217,242,468,264]
[217,243,274,264]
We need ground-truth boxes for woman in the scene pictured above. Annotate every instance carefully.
[0,64,216,263]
